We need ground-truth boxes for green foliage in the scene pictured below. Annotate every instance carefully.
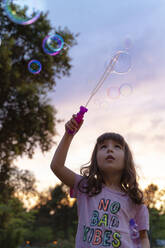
[0,197,37,248]
[149,208,165,246]
[29,183,77,246]
[31,226,54,243]
[144,184,165,246]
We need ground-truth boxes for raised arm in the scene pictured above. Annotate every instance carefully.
[50,114,84,188]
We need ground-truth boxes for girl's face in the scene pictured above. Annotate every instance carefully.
[96,139,125,174]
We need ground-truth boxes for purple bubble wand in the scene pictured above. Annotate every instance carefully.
[67,51,121,135]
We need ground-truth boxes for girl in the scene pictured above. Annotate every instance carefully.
[50,114,150,248]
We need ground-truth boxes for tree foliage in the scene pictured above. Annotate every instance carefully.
[0,196,37,248]
[32,183,77,243]
[143,183,165,246]
[0,0,78,196]
[0,1,78,247]
[0,0,78,162]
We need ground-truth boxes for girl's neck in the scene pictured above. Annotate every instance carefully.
[103,182,124,193]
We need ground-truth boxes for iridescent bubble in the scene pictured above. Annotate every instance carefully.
[28,60,42,74]
[107,86,120,100]
[42,34,64,56]
[119,83,133,97]
[47,35,64,52]
[3,0,41,25]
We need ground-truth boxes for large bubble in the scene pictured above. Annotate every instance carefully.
[42,34,64,56]
[3,0,43,25]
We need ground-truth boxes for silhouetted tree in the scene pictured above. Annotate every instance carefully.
[143,183,165,247]
[0,0,78,246]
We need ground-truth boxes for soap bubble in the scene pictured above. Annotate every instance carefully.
[106,83,132,100]
[107,86,120,100]
[42,34,64,56]
[28,60,42,74]
[3,0,42,25]
[119,83,133,97]
[47,35,63,52]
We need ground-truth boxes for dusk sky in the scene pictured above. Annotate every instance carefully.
[13,0,165,203]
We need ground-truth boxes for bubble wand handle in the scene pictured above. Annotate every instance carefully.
[67,106,88,135]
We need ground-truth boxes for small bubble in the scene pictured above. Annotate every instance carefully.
[119,83,133,97]
[28,59,42,74]
[107,86,120,100]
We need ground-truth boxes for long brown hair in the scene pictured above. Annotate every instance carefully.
[78,132,144,205]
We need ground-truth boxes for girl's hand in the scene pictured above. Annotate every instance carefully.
[65,114,84,135]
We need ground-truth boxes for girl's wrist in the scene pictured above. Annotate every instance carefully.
[64,130,75,139]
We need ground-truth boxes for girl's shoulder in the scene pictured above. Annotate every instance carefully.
[70,173,87,198]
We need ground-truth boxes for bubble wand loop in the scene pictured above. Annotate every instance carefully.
[67,52,121,135]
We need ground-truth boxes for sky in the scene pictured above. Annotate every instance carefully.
[12,0,165,203]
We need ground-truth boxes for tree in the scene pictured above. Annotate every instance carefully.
[0,196,37,248]
[143,183,165,247]
[27,183,78,247]
[30,183,78,246]
[0,0,78,166]
[0,1,78,247]
[0,0,78,204]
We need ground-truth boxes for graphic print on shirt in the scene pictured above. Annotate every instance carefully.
[83,198,122,247]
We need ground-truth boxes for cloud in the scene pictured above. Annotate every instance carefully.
[150,118,165,129]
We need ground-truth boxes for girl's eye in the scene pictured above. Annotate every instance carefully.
[101,145,121,149]
[100,144,122,149]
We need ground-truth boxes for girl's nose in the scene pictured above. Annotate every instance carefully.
[107,147,114,152]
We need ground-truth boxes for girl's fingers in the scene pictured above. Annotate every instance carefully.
[71,119,78,128]
[65,114,84,133]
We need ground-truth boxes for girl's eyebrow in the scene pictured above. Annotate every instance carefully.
[98,141,109,148]
[98,140,122,147]
[98,141,106,147]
